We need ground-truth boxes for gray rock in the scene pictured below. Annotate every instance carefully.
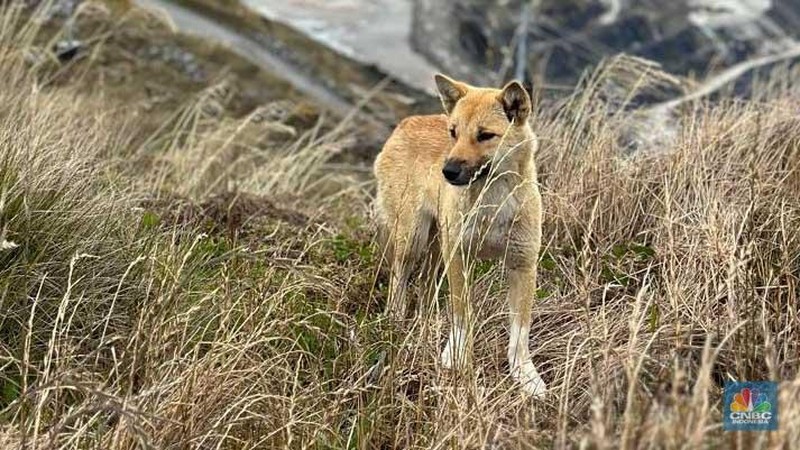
[140,44,207,82]
[412,0,800,101]
[24,0,82,19]
[53,39,82,62]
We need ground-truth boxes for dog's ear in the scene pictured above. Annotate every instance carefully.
[435,74,468,115]
[499,81,531,124]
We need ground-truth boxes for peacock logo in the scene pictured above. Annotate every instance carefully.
[730,387,772,414]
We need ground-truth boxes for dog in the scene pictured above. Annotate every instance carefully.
[373,74,546,396]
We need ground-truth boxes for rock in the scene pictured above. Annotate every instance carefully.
[139,44,207,82]
[412,0,800,101]
[53,39,83,62]
[23,0,82,19]
[717,53,800,100]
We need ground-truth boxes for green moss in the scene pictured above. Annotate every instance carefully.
[330,233,376,265]
[140,210,161,230]
[539,251,557,270]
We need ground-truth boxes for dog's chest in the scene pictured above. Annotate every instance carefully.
[460,185,522,259]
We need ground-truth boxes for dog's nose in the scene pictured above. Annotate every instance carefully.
[442,160,462,182]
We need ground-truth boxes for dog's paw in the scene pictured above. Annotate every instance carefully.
[440,341,468,370]
[440,350,452,370]
[441,326,468,370]
[513,361,547,398]
[440,344,455,370]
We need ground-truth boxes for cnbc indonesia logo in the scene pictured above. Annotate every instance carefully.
[724,382,778,431]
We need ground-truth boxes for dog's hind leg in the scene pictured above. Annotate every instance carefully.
[385,212,433,320]
[418,221,442,307]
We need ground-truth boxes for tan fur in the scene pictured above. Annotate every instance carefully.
[373,75,547,397]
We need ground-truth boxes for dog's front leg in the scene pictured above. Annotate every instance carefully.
[440,237,471,371]
[507,265,547,397]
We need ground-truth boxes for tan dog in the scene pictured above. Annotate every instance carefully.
[373,74,546,396]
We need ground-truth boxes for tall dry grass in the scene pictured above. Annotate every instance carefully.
[0,2,799,449]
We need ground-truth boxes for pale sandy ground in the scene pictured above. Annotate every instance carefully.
[241,0,440,94]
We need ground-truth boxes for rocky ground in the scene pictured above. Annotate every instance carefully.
[230,0,800,107]
[411,0,800,99]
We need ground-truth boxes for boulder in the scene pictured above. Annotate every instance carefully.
[412,0,800,100]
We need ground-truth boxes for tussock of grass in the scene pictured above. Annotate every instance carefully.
[1,3,799,449]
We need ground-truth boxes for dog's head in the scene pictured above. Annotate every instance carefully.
[434,74,532,186]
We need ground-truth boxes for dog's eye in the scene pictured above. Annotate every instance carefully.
[477,132,497,142]
[449,127,457,139]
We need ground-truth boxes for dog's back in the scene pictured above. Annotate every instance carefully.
[373,114,449,224]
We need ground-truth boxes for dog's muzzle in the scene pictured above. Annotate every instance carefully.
[442,158,491,186]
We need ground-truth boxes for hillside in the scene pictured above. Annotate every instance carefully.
[0,1,799,449]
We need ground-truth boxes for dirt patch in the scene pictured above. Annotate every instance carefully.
[141,192,311,238]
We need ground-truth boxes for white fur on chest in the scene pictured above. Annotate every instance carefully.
[459,179,524,259]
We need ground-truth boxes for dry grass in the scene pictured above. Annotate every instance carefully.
[1,3,799,449]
